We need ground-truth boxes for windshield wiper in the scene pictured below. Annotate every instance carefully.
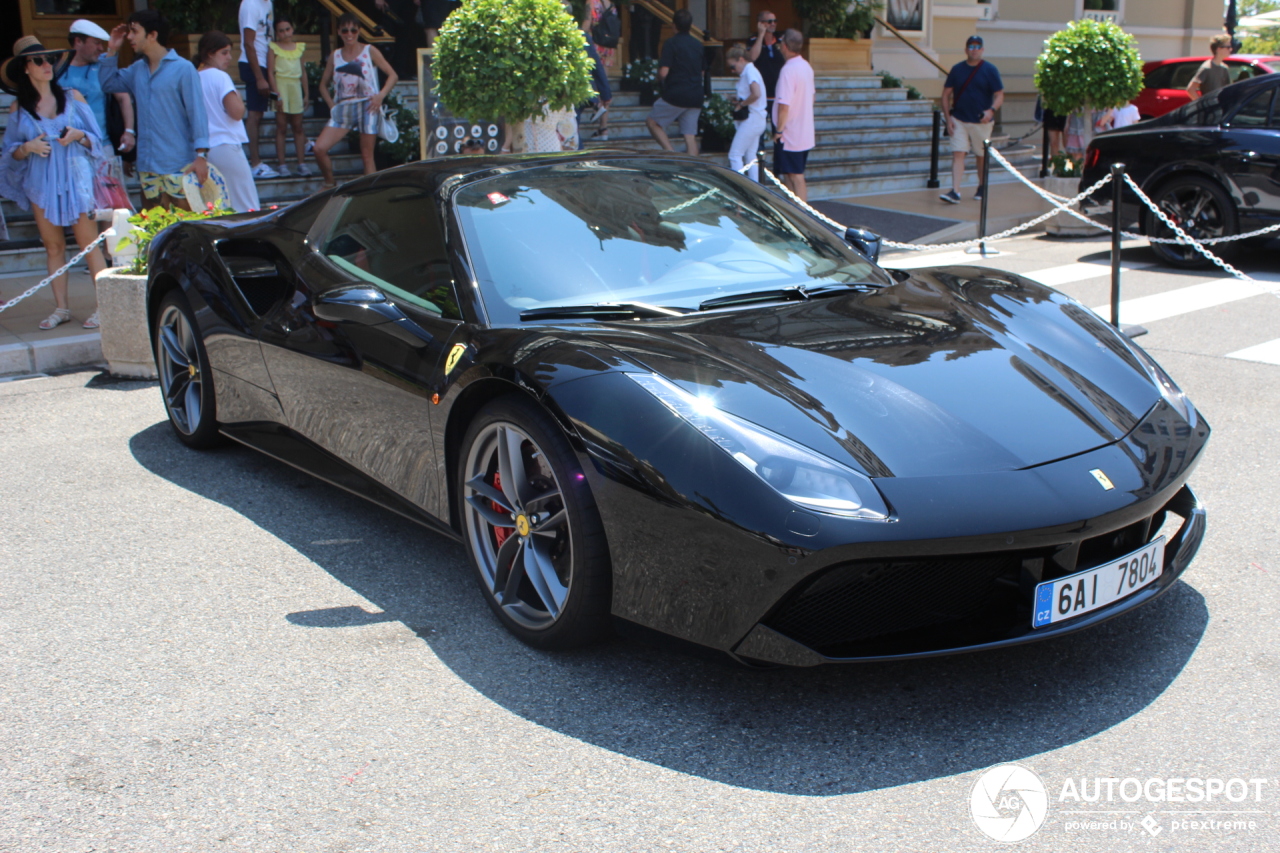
[698,281,883,311]
[519,302,684,322]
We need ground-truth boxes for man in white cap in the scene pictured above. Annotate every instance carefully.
[59,19,135,156]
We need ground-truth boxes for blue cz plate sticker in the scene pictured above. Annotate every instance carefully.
[1033,537,1165,628]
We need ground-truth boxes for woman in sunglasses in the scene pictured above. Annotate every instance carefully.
[314,13,398,189]
[0,36,106,330]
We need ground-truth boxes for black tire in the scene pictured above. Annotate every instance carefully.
[457,394,612,649]
[1145,175,1238,269]
[153,290,222,449]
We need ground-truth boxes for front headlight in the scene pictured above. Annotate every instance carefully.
[625,373,890,520]
[1128,343,1196,427]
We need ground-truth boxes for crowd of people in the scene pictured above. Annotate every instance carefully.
[0,0,408,330]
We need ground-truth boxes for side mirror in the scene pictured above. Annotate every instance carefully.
[844,226,882,264]
[313,285,406,325]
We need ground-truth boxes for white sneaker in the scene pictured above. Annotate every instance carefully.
[276,163,292,177]
[251,162,279,179]
[305,139,315,156]
[295,163,314,177]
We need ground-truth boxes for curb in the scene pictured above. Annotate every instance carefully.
[0,332,104,377]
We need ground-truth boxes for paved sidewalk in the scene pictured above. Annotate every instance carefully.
[0,265,103,378]
[823,167,1069,250]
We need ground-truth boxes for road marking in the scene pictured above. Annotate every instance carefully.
[1024,261,1154,287]
[1226,338,1280,366]
[1090,276,1280,324]
[884,249,1015,269]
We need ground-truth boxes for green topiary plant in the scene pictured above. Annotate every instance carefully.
[792,0,879,39]
[1034,19,1143,122]
[433,0,594,125]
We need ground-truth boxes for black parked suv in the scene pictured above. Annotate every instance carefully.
[1081,74,1280,267]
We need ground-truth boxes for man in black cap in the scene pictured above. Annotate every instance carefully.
[939,35,1002,204]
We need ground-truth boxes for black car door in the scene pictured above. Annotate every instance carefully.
[257,179,466,517]
[1219,84,1280,216]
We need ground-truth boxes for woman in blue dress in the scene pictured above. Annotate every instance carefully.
[1,36,107,330]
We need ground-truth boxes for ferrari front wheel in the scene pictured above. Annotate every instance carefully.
[154,290,222,448]
[458,394,611,649]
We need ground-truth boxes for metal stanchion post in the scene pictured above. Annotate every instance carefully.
[1110,162,1148,338]
[927,110,941,189]
[965,138,999,256]
[1040,123,1050,178]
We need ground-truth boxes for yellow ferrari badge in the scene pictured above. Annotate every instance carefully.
[1089,469,1115,491]
[516,514,531,537]
[445,343,467,376]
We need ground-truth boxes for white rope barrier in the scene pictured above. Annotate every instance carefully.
[0,230,110,314]
[738,149,1269,281]
[986,147,1280,246]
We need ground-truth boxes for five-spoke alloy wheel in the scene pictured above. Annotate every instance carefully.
[1146,175,1238,269]
[154,290,221,448]
[459,395,610,648]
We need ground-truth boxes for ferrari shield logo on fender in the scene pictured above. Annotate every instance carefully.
[444,343,467,376]
[1089,469,1115,491]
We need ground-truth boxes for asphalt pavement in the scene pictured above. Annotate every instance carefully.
[1,232,1278,852]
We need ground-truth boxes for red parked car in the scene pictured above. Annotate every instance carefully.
[1133,55,1280,118]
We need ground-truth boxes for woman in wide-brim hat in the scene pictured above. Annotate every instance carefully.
[0,35,107,330]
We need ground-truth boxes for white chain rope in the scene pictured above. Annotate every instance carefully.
[755,160,1105,251]
[0,230,110,314]
[987,147,1280,246]
[1121,173,1252,281]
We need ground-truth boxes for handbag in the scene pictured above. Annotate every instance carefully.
[93,156,134,212]
[732,105,750,121]
[377,107,400,144]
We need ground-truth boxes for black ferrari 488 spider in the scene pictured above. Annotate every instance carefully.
[146,152,1208,665]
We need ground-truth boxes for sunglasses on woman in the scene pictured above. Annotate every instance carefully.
[26,55,54,67]
[339,27,359,33]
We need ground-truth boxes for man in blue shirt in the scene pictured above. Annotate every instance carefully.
[939,35,1003,204]
[58,19,134,156]
[99,10,209,210]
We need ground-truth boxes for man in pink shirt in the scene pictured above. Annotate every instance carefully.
[772,29,815,202]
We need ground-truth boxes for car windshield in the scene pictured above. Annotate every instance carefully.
[452,160,889,324]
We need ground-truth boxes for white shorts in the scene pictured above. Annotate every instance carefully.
[950,119,993,154]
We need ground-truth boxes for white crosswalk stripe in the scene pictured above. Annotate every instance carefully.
[1024,261,1153,287]
[1226,338,1280,366]
[1089,276,1280,325]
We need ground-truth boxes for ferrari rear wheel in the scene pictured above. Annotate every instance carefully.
[154,290,222,448]
[1146,175,1238,269]
[458,395,611,649]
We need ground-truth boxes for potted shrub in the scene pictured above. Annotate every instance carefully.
[793,0,878,74]
[305,60,328,119]
[97,205,231,379]
[1041,152,1095,236]
[698,94,735,153]
[622,57,661,106]
[1035,19,1143,155]
[433,0,593,153]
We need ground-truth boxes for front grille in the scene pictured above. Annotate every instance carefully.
[762,498,1188,658]
[764,554,1023,656]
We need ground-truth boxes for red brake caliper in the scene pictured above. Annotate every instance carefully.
[492,471,510,547]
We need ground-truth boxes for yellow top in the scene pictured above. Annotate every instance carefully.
[269,41,306,79]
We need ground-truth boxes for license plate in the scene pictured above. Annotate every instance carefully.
[1032,537,1165,628]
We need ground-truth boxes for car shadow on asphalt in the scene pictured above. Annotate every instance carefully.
[130,420,1210,797]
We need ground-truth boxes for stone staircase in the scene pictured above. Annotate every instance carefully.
[1,74,1036,275]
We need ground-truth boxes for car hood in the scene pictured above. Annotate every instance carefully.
[573,266,1165,479]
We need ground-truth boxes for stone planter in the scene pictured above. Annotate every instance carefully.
[805,38,872,74]
[95,267,157,379]
[1042,176,1096,236]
